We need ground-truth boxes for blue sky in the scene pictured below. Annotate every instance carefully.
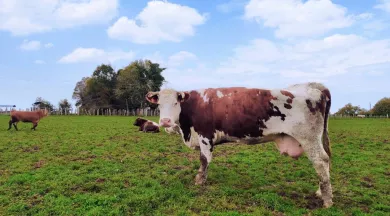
[1,0,390,113]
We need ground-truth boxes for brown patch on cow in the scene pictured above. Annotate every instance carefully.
[284,103,292,109]
[133,117,160,133]
[306,94,327,116]
[179,87,288,141]
[281,90,295,99]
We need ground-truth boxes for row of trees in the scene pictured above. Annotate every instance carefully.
[334,98,390,116]
[32,97,72,114]
[72,59,165,111]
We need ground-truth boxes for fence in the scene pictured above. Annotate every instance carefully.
[330,114,389,119]
[0,108,160,117]
[72,108,160,116]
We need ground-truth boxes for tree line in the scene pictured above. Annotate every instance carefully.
[72,59,165,111]
[29,59,165,114]
[334,98,390,116]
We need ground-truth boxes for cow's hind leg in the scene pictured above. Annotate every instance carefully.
[13,122,18,131]
[297,136,333,208]
[195,135,213,185]
[31,122,38,130]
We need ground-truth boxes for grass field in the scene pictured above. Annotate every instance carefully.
[0,115,389,215]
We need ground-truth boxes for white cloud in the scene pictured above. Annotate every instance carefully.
[107,0,207,44]
[216,34,390,80]
[217,0,246,13]
[168,51,197,67]
[34,60,46,64]
[375,0,390,13]
[19,40,41,51]
[58,48,135,64]
[0,0,118,36]
[244,0,367,38]
[44,43,54,48]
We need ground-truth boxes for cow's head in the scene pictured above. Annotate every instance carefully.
[146,89,190,127]
[40,109,49,117]
[133,117,147,126]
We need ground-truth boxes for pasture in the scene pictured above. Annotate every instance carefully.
[0,115,389,215]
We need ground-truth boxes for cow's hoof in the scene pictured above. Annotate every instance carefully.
[194,174,206,185]
[316,189,322,198]
[323,200,333,208]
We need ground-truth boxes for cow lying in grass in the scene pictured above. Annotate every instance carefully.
[133,117,160,133]
[8,109,49,131]
[146,82,334,208]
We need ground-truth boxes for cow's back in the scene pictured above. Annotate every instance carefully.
[180,84,328,142]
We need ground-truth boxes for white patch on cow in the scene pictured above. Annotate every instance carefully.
[286,83,322,101]
[150,121,159,127]
[197,89,209,103]
[213,130,232,144]
[177,126,200,149]
[203,93,209,102]
[198,135,212,162]
[262,83,324,140]
[216,90,224,98]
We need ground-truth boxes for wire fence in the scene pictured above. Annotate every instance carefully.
[0,107,160,117]
[330,114,389,119]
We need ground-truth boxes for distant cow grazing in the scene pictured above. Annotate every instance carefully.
[146,82,334,208]
[8,109,49,131]
[133,117,160,133]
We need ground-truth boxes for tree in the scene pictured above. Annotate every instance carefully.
[115,59,166,109]
[72,64,119,110]
[335,103,362,116]
[33,97,54,111]
[71,60,166,112]
[371,97,390,116]
[72,77,90,107]
[357,108,371,115]
[58,99,72,114]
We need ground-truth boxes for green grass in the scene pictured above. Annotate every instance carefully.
[0,116,389,215]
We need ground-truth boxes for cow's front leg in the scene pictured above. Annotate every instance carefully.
[195,136,212,185]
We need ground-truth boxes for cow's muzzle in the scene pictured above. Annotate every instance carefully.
[159,118,173,127]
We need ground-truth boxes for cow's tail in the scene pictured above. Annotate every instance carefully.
[322,89,331,159]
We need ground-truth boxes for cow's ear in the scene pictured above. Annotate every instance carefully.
[177,91,190,103]
[146,92,159,104]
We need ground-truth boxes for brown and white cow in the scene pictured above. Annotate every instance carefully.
[133,117,160,133]
[146,82,333,208]
[8,109,49,131]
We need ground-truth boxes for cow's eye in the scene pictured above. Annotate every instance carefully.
[174,102,178,106]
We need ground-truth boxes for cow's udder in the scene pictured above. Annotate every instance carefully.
[275,135,304,159]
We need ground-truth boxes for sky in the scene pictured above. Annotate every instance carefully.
[0,0,390,113]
